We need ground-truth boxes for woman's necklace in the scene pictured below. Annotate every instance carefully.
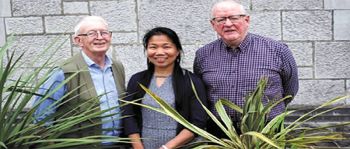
[154,73,172,78]
[154,75,169,78]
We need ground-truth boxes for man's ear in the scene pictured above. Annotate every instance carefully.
[245,15,250,24]
[210,20,215,28]
[73,36,83,46]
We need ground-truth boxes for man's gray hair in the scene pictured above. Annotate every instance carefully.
[74,16,109,36]
[211,0,248,19]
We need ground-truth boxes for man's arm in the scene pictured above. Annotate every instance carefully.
[33,69,66,123]
[193,54,202,77]
[280,45,299,104]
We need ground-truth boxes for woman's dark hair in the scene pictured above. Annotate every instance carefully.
[142,27,183,71]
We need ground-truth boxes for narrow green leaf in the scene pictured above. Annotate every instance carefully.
[220,98,243,113]
[244,131,282,149]
[139,84,230,147]
[215,99,239,141]
[0,141,7,149]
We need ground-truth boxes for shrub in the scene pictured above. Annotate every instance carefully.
[125,77,350,149]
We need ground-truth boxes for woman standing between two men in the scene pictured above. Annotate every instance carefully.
[121,27,208,149]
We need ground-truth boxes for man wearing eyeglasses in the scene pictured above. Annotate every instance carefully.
[194,0,299,138]
[33,16,127,148]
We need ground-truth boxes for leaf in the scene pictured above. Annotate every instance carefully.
[284,96,350,135]
[0,35,128,148]
[215,99,239,141]
[262,110,294,134]
[138,84,232,147]
[0,141,7,149]
[244,131,282,149]
[220,98,243,113]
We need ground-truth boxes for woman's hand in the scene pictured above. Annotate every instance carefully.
[129,133,144,149]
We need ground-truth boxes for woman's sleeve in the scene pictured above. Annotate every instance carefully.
[121,75,141,136]
[189,75,208,129]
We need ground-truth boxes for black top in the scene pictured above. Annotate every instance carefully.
[121,69,208,136]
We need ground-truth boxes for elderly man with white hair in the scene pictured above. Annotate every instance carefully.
[34,16,127,148]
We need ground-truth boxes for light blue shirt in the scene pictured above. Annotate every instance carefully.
[33,52,121,138]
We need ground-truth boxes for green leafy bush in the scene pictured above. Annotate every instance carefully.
[126,77,350,149]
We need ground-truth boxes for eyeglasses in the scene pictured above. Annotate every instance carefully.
[212,14,246,25]
[78,30,112,38]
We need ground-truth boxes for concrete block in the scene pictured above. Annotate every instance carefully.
[249,11,281,40]
[7,35,72,68]
[286,42,313,66]
[5,17,43,34]
[111,32,138,44]
[90,1,137,32]
[0,18,5,47]
[0,0,11,17]
[112,44,147,82]
[282,11,332,41]
[228,0,250,10]
[325,0,350,9]
[291,80,345,106]
[63,2,89,14]
[8,67,42,85]
[334,10,350,40]
[347,80,350,93]
[252,0,322,10]
[298,67,313,79]
[12,0,61,16]
[138,0,217,45]
[315,42,350,78]
[45,16,86,33]
[10,67,53,109]
[346,80,350,102]
[181,44,203,71]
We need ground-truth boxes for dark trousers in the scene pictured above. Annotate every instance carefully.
[207,119,241,139]
[102,143,131,149]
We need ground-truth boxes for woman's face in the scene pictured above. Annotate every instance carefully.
[146,34,179,70]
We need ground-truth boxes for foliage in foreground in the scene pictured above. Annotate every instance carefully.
[0,37,127,149]
[124,77,350,149]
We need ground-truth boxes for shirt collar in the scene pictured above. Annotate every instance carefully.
[238,32,251,52]
[81,51,112,68]
[220,33,251,53]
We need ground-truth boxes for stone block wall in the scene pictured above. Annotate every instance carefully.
[0,0,350,107]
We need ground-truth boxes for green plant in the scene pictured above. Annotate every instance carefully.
[126,77,350,149]
[0,36,127,149]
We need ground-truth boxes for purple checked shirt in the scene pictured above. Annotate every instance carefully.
[194,33,298,121]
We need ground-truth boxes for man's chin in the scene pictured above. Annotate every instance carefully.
[223,34,239,40]
[93,47,108,52]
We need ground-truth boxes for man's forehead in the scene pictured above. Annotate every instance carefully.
[80,21,108,31]
[212,3,242,15]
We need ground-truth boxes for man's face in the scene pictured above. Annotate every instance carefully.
[211,4,249,47]
[74,21,112,56]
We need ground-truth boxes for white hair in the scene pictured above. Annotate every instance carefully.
[211,0,248,19]
[74,16,109,36]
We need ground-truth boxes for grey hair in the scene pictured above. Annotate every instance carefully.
[74,16,109,36]
[210,0,248,19]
